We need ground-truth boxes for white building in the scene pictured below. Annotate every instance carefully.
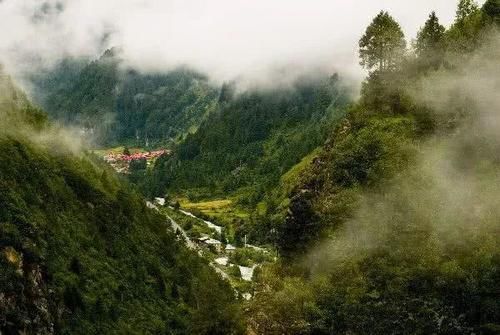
[154,197,166,206]
[225,244,236,253]
[239,265,257,281]
[204,238,222,253]
[215,257,228,266]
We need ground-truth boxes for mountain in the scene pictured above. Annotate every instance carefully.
[248,3,500,334]
[27,50,352,249]
[147,75,349,202]
[0,67,48,129]
[32,49,219,147]
[0,71,243,334]
[6,1,499,333]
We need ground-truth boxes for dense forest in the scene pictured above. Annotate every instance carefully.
[1,0,499,334]
[145,75,349,202]
[247,1,500,333]
[0,71,243,334]
[32,48,219,146]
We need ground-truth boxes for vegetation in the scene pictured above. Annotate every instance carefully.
[414,11,447,70]
[145,75,349,203]
[228,248,273,268]
[139,75,349,248]
[249,1,500,333]
[163,207,218,241]
[359,11,406,72]
[35,49,219,147]
[0,74,243,334]
[4,1,499,333]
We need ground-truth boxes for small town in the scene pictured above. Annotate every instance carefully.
[103,148,169,173]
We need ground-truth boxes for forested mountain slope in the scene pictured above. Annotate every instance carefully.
[146,75,350,205]
[34,49,218,146]
[5,1,498,334]
[0,71,243,334]
[249,1,500,333]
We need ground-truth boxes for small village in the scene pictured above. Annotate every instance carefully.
[100,147,274,299]
[103,148,169,173]
[147,197,274,300]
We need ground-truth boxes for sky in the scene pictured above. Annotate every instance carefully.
[0,0,486,86]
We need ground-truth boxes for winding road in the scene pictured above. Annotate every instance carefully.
[147,201,231,281]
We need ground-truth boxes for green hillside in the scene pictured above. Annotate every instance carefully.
[0,72,243,334]
[146,75,349,204]
[35,49,219,146]
[4,1,499,334]
[249,1,500,333]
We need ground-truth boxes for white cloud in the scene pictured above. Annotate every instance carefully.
[0,0,485,85]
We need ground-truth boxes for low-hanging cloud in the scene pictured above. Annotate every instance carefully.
[305,30,500,275]
[0,0,480,88]
[0,73,86,154]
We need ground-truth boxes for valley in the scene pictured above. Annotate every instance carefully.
[146,199,274,299]
[1,0,499,334]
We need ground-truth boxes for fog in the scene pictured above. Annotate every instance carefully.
[0,0,483,87]
[306,30,500,273]
[0,69,85,154]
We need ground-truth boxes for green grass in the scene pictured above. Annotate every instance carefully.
[179,198,249,218]
[280,148,321,189]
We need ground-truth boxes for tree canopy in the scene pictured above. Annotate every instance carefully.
[414,11,446,68]
[483,0,500,23]
[456,0,479,22]
[0,76,244,334]
[250,2,500,333]
[415,12,446,56]
[359,11,406,72]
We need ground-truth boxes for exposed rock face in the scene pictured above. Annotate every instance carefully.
[1,248,54,334]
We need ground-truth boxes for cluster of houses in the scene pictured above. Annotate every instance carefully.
[197,235,236,254]
[151,197,263,284]
[104,149,169,173]
[197,236,259,282]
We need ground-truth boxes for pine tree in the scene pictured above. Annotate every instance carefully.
[415,12,446,56]
[447,0,483,53]
[359,11,406,72]
[414,12,446,69]
[483,0,500,24]
[456,0,479,22]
